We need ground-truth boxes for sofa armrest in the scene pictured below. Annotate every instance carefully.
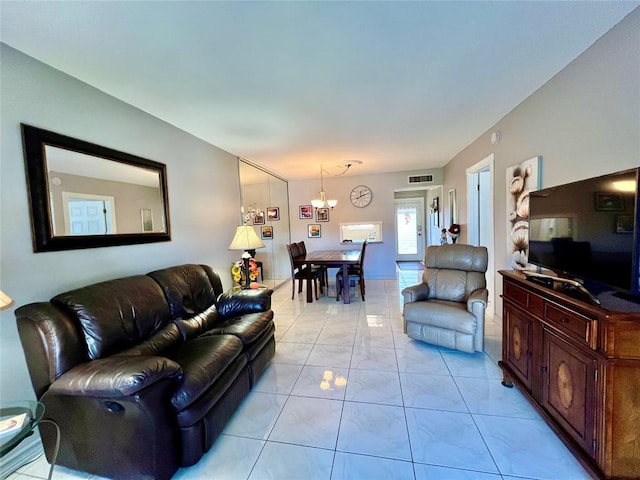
[401,283,430,304]
[217,288,273,319]
[48,356,183,397]
[467,288,488,314]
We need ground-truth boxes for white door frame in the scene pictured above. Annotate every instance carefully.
[466,154,495,313]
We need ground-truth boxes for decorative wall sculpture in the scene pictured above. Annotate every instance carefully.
[506,156,541,269]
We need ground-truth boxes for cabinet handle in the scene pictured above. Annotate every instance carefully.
[560,317,569,324]
[541,367,548,373]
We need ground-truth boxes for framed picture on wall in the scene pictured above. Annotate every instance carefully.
[616,215,634,233]
[261,226,273,239]
[316,207,329,222]
[141,209,153,232]
[595,192,624,211]
[267,207,280,221]
[308,224,321,238]
[299,205,313,219]
[252,211,265,225]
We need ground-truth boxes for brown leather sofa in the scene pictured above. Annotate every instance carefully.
[15,264,275,480]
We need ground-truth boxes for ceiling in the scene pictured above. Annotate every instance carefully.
[1,1,638,180]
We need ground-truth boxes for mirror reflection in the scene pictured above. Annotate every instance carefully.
[21,123,171,252]
[238,160,290,289]
[46,146,166,236]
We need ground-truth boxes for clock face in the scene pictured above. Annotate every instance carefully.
[350,185,372,208]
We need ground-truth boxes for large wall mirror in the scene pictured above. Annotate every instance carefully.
[21,124,171,252]
[238,159,290,289]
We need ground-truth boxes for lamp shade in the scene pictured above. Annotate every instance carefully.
[0,290,14,311]
[228,225,265,251]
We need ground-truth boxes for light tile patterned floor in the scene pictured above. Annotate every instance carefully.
[9,270,591,480]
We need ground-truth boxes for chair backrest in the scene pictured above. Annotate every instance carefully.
[297,241,307,256]
[359,239,368,269]
[422,244,487,303]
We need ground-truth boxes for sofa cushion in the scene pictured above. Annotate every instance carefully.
[115,323,183,356]
[164,334,244,411]
[148,264,221,318]
[403,299,477,335]
[202,311,274,347]
[52,276,172,360]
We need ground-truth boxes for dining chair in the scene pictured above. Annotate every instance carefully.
[336,239,367,301]
[297,241,329,290]
[286,243,323,300]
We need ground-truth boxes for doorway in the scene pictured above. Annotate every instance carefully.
[61,192,116,235]
[394,198,425,262]
[466,154,495,312]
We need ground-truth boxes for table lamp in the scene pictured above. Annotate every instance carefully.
[0,290,14,311]
[228,226,265,288]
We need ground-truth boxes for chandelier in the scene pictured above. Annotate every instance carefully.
[311,165,337,209]
[310,161,361,210]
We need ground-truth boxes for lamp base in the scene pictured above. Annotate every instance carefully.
[242,256,251,289]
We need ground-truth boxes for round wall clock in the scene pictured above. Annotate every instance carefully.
[350,185,373,208]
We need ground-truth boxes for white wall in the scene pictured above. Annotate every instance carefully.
[0,45,243,402]
[442,8,640,314]
[288,168,443,279]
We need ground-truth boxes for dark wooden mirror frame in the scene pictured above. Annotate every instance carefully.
[21,123,171,252]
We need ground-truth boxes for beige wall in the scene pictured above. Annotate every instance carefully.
[442,8,639,313]
[0,44,243,401]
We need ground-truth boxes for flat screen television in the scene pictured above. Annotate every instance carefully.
[528,167,639,301]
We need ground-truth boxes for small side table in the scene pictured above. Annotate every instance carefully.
[0,401,45,457]
[1,402,58,480]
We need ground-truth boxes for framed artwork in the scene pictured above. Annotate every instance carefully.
[308,224,321,238]
[616,215,634,233]
[299,205,313,219]
[595,192,624,211]
[432,197,439,226]
[140,209,153,232]
[261,226,273,239]
[316,207,329,222]
[506,156,541,270]
[266,207,280,221]
[252,211,265,225]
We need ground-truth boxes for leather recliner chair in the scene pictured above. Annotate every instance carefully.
[402,244,488,353]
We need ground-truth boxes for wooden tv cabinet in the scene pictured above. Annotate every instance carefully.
[499,270,640,480]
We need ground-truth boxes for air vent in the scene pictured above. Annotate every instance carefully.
[407,174,434,185]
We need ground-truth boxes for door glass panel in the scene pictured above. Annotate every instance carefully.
[397,205,418,255]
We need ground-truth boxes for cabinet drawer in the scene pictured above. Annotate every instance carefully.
[504,281,543,318]
[544,303,596,349]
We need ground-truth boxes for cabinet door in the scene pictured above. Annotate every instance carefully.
[542,329,597,455]
[504,305,533,390]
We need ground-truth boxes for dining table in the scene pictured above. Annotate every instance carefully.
[295,249,362,304]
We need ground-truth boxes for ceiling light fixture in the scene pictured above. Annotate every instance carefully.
[310,161,362,210]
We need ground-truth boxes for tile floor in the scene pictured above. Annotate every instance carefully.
[9,269,591,480]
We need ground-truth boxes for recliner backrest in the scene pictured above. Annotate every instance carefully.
[51,275,172,360]
[422,244,488,303]
[147,264,223,319]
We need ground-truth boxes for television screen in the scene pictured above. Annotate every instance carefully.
[528,168,639,296]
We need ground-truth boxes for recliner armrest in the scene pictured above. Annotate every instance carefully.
[48,356,183,397]
[401,283,430,304]
[217,288,273,319]
[467,288,488,313]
